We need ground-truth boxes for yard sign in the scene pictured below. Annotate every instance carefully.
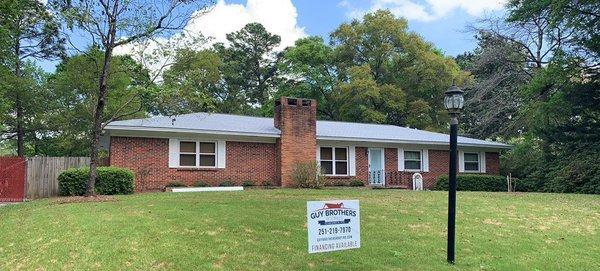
[307,200,360,253]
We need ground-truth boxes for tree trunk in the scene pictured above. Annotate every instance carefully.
[14,24,24,157]
[86,3,119,196]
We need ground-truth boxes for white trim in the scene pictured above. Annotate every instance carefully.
[459,150,465,173]
[397,148,404,171]
[480,151,486,173]
[105,125,280,138]
[171,186,243,193]
[402,149,423,172]
[106,125,510,149]
[175,140,219,169]
[317,135,511,149]
[318,146,349,176]
[368,148,385,185]
[348,146,356,176]
[462,152,481,173]
[168,138,179,168]
[217,140,226,168]
[422,149,429,172]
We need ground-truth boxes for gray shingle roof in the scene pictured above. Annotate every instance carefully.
[105,112,510,148]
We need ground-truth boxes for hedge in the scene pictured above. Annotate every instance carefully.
[58,167,135,196]
[435,174,520,192]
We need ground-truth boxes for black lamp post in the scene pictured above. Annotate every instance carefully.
[444,81,464,264]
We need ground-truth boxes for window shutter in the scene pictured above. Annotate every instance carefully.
[422,149,429,172]
[458,150,465,173]
[348,146,356,176]
[316,145,320,161]
[480,151,486,173]
[168,138,179,168]
[217,140,226,168]
[398,148,404,171]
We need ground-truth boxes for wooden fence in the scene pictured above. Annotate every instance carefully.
[26,157,90,199]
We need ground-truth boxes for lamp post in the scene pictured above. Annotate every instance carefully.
[444,81,464,264]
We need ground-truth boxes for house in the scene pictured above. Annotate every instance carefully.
[104,97,510,190]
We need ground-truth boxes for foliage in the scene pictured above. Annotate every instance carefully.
[290,162,324,189]
[192,181,207,187]
[349,179,365,187]
[58,167,134,196]
[435,174,516,192]
[165,182,187,188]
[43,48,150,156]
[242,181,255,187]
[219,180,235,187]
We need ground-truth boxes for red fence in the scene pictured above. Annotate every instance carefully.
[0,157,26,202]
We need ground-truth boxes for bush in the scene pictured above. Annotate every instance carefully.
[349,179,365,187]
[58,167,134,196]
[242,180,255,187]
[331,180,347,187]
[219,180,235,187]
[165,181,187,188]
[193,181,207,187]
[434,174,517,192]
[290,162,324,189]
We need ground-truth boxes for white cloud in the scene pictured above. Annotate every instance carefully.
[115,0,306,79]
[345,0,507,22]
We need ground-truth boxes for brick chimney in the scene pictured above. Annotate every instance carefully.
[274,97,317,187]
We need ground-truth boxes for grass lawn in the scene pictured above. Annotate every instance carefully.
[1,189,599,270]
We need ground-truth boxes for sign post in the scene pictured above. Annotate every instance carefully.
[306,200,360,253]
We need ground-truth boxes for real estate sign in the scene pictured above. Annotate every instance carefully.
[306,200,360,253]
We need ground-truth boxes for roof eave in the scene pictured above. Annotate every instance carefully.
[316,136,512,149]
[104,125,281,138]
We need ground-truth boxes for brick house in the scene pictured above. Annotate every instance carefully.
[104,97,509,191]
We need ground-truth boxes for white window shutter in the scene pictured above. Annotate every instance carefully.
[458,150,465,173]
[316,145,320,161]
[398,148,404,171]
[217,140,226,168]
[348,146,356,176]
[480,151,486,173]
[422,149,429,172]
[168,138,179,168]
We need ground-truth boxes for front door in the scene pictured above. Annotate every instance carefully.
[368,148,385,186]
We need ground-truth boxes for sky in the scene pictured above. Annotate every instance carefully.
[39,0,508,72]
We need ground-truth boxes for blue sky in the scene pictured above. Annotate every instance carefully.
[39,0,507,72]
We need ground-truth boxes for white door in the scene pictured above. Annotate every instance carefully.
[368,148,385,186]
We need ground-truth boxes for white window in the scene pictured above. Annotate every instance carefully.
[179,141,216,168]
[319,147,348,175]
[463,152,480,172]
[404,150,422,171]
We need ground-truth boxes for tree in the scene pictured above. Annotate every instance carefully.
[278,37,340,120]
[456,33,530,139]
[42,48,150,156]
[216,23,282,112]
[0,0,64,156]
[330,10,467,130]
[155,48,221,115]
[50,0,215,196]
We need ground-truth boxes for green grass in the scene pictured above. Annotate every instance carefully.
[1,189,599,270]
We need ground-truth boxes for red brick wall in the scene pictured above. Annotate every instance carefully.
[110,137,278,191]
[324,148,501,189]
[275,97,317,187]
[485,152,500,175]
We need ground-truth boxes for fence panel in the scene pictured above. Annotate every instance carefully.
[0,157,27,202]
[26,157,90,199]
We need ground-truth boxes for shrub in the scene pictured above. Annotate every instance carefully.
[193,181,207,187]
[219,180,235,187]
[58,167,134,196]
[242,180,255,187]
[331,180,347,187]
[434,174,518,192]
[290,162,324,189]
[262,180,275,188]
[165,181,187,188]
[349,179,365,187]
